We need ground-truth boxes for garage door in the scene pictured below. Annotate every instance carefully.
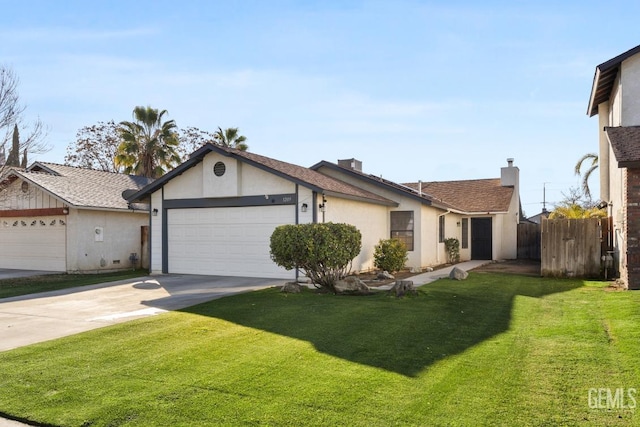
[0,216,66,271]
[167,206,295,279]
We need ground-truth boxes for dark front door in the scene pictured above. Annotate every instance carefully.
[471,218,492,260]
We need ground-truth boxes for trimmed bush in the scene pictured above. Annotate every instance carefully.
[373,238,408,273]
[270,222,361,293]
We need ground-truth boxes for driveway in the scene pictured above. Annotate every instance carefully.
[0,274,289,352]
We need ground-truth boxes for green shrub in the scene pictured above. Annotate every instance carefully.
[373,238,408,273]
[444,237,460,263]
[270,222,361,293]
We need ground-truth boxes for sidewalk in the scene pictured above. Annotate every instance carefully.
[376,260,490,290]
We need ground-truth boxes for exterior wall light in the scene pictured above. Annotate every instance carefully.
[152,208,159,216]
[62,208,69,215]
[301,203,308,212]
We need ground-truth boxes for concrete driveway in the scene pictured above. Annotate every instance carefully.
[0,274,289,352]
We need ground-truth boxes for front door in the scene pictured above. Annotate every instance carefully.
[471,218,492,260]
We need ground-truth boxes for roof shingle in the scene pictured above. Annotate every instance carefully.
[605,126,640,167]
[403,179,514,213]
[8,163,153,210]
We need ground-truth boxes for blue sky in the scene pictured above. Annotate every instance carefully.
[1,0,638,214]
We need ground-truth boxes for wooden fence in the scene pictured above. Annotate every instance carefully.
[540,218,607,279]
[517,222,541,260]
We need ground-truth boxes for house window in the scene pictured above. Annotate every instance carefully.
[390,211,414,251]
[439,215,445,243]
[461,218,469,249]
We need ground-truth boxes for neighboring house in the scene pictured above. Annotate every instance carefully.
[127,144,521,279]
[526,209,550,225]
[588,43,640,289]
[0,162,153,272]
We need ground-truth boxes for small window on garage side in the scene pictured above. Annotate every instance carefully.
[439,215,445,243]
[461,218,469,249]
[390,211,414,251]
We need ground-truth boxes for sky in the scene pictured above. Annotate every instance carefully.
[1,0,639,215]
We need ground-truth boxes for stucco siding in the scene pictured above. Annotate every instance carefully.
[323,196,387,273]
[66,209,148,272]
[621,55,640,125]
[164,162,204,200]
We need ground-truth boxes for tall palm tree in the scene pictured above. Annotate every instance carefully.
[115,106,181,178]
[574,153,598,199]
[214,127,248,151]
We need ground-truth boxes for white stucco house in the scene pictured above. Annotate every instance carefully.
[587,43,640,289]
[0,162,153,272]
[127,144,521,280]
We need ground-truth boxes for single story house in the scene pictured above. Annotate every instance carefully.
[587,43,640,289]
[127,144,520,280]
[0,162,153,272]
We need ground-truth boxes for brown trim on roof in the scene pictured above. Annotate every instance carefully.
[588,44,640,117]
[0,207,68,217]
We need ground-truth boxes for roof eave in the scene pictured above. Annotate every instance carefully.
[322,190,398,207]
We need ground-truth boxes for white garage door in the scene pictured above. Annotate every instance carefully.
[0,216,66,271]
[167,206,295,279]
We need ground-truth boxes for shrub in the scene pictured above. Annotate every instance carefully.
[373,238,408,273]
[270,222,362,293]
[444,237,460,263]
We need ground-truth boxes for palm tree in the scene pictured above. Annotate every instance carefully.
[115,106,181,178]
[214,127,248,151]
[574,153,598,199]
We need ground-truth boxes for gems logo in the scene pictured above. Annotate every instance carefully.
[588,388,637,410]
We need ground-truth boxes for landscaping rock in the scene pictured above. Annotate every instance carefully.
[425,267,434,272]
[449,267,468,280]
[281,282,302,293]
[377,270,395,280]
[388,280,417,298]
[335,276,370,295]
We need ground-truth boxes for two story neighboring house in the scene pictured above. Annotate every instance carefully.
[588,44,640,289]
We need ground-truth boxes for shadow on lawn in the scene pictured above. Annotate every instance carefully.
[180,274,583,377]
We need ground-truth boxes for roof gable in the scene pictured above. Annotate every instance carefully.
[4,162,154,211]
[588,44,640,117]
[127,145,397,206]
[403,179,514,213]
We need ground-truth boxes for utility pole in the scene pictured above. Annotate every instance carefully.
[542,182,550,212]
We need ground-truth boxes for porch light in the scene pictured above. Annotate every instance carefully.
[152,208,158,216]
[319,203,325,212]
[301,203,308,212]
[62,208,69,215]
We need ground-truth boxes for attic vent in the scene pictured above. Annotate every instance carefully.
[213,161,226,177]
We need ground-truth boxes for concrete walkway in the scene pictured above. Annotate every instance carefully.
[377,260,490,290]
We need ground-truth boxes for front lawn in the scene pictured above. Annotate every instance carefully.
[0,273,638,426]
[0,269,148,299]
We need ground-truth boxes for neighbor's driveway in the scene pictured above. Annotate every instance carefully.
[0,274,288,352]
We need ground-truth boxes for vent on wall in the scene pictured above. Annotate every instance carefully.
[213,161,226,177]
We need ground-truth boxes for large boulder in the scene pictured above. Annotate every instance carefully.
[281,282,302,293]
[334,276,370,295]
[388,280,417,298]
[449,267,469,280]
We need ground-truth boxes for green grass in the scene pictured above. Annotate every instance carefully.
[0,272,638,426]
[0,269,148,299]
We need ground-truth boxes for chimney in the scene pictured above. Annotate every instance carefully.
[337,158,362,172]
[501,158,519,188]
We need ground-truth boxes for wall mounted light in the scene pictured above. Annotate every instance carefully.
[319,203,326,212]
[301,203,308,212]
[152,208,158,216]
[62,208,69,215]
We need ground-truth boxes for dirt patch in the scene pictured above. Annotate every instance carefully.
[472,259,541,276]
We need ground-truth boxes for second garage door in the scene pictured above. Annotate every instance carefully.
[167,205,295,279]
[0,216,66,271]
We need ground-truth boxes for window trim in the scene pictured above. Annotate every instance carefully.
[390,210,414,251]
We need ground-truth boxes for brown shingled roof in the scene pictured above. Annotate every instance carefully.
[605,126,640,167]
[403,179,513,213]
[6,162,153,210]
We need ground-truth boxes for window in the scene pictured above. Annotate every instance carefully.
[390,211,414,251]
[439,215,445,243]
[461,218,469,249]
